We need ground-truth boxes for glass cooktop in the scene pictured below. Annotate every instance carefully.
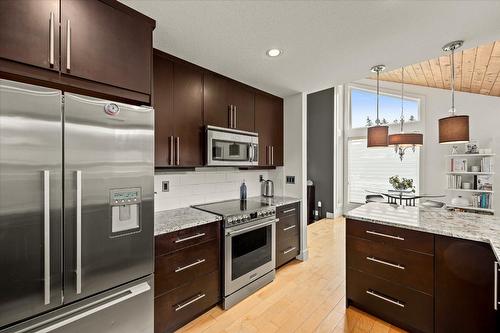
[193,199,272,217]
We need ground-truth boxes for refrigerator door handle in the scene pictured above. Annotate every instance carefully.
[43,170,51,305]
[66,20,71,71]
[76,170,82,294]
[17,282,151,333]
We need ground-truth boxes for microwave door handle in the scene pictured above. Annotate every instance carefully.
[248,143,254,162]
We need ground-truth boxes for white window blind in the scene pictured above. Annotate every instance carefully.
[348,138,420,204]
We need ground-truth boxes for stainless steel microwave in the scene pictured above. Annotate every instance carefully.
[206,126,258,166]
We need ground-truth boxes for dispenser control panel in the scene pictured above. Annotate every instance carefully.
[111,189,141,205]
[109,188,142,235]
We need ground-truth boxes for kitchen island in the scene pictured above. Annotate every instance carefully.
[345,203,500,333]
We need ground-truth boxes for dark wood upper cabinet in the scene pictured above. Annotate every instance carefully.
[203,72,255,132]
[0,0,60,72]
[203,73,231,129]
[172,61,203,167]
[0,0,154,104]
[255,93,284,166]
[153,50,203,168]
[153,54,174,167]
[435,235,499,333]
[60,0,154,95]
[229,84,254,132]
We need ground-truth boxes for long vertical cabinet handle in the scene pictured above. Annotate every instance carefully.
[76,170,82,294]
[233,106,237,129]
[176,137,180,165]
[228,105,233,128]
[49,12,55,66]
[169,136,174,165]
[495,261,498,311]
[66,20,71,71]
[271,146,274,165]
[43,170,51,305]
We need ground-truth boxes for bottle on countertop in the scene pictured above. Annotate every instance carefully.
[240,180,247,201]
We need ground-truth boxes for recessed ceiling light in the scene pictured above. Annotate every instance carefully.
[266,49,282,57]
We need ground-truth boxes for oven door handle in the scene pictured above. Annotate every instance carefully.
[226,218,278,236]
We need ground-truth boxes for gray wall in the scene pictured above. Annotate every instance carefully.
[307,88,334,217]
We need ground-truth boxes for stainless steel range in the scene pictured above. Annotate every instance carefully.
[194,199,277,309]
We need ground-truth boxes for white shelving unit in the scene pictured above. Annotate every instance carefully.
[447,171,494,175]
[446,205,494,213]
[446,153,495,214]
[447,154,496,158]
[447,188,494,194]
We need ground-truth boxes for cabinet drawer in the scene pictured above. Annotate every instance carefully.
[276,215,299,240]
[155,238,219,296]
[347,219,434,255]
[154,270,220,333]
[347,268,433,333]
[155,222,219,256]
[277,202,299,218]
[347,236,434,295]
[276,231,300,267]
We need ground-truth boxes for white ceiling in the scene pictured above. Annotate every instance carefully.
[121,0,500,97]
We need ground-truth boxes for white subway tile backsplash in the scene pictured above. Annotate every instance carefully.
[154,167,283,211]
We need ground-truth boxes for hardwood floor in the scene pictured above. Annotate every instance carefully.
[176,218,407,333]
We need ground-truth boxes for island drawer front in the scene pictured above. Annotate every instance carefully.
[155,221,219,256]
[277,202,300,218]
[347,268,434,333]
[276,231,300,267]
[155,238,220,296]
[347,236,434,295]
[154,270,220,333]
[347,219,434,255]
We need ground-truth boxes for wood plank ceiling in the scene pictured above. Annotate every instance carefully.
[371,40,500,97]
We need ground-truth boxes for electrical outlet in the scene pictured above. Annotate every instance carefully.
[162,181,169,192]
[286,176,295,184]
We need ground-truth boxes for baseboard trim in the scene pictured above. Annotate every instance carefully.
[296,248,309,261]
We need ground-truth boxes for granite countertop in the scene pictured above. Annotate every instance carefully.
[154,207,222,236]
[345,202,500,260]
[249,195,301,207]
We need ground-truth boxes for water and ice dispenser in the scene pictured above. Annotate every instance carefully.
[110,188,141,235]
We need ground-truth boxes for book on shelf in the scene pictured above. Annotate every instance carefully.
[476,175,493,191]
[450,158,467,172]
[447,175,462,189]
[471,193,492,209]
[481,157,494,172]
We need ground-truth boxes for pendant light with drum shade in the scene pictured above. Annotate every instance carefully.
[439,40,469,144]
[367,65,389,148]
[388,68,423,161]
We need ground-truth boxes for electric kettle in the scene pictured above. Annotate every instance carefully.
[262,179,274,197]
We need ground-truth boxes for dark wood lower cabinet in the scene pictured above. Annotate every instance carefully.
[276,203,300,268]
[347,268,434,333]
[346,218,500,333]
[154,221,221,333]
[435,235,499,333]
[155,270,220,333]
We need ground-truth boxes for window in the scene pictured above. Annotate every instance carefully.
[350,87,420,129]
[347,138,420,204]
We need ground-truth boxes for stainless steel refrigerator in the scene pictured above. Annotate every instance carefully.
[0,79,154,332]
